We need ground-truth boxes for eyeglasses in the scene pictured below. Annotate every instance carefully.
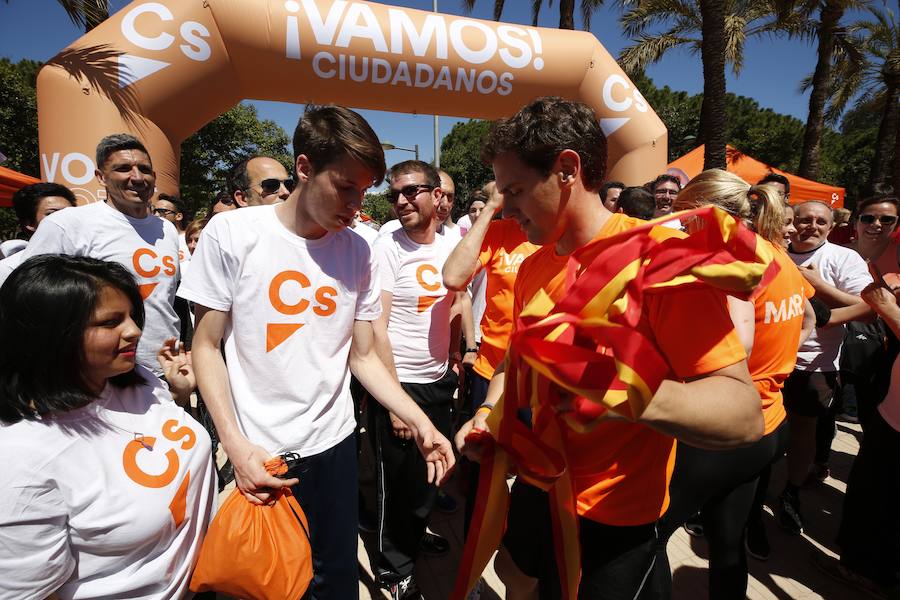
[859,214,898,226]
[152,207,177,217]
[388,184,434,204]
[258,178,295,195]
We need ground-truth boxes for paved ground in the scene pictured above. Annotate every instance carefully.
[354,418,868,599]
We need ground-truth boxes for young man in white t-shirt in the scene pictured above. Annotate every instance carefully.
[369,160,471,596]
[7,134,181,380]
[777,200,872,535]
[178,106,455,600]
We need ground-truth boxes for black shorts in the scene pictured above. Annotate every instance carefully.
[783,370,838,417]
[502,480,658,600]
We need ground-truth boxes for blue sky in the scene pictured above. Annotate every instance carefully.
[2,0,896,167]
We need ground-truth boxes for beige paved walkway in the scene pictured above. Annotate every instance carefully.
[357,419,867,599]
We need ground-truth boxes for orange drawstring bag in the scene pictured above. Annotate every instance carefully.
[190,456,313,600]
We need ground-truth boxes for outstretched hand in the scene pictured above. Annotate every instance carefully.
[413,423,456,485]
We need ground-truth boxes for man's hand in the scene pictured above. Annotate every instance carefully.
[157,337,195,406]
[462,350,477,367]
[226,439,298,505]
[389,411,413,440]
[412,422,456,485]
[862,282,899,316]
[799,264,826,289]
[454,409,491,462]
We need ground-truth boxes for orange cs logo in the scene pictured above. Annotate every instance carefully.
[122,419,197,527]
[416,263,442,312]
[266,270,338,351]
[131,248,177,299]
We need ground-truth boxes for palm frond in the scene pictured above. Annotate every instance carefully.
[620,0,700,38]
[618,32,695,73]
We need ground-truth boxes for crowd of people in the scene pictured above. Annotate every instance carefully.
[0,96,896,600]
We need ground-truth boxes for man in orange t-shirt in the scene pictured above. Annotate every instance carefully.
[455,97,763,600]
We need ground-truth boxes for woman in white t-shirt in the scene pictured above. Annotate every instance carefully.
[0,255,216,600]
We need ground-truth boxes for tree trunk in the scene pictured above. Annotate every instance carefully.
[699,0,727,170]
[870,76,899,194]
[895,103,900,195]
[559,0,575,30]
[798,1,843,180]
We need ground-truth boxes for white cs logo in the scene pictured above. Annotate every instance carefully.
[121,3,211,61]
[602,74,649,114]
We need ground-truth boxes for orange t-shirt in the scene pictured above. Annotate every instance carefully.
[512,214,747,526]
[750,242,814,434]
[472,219,539,379]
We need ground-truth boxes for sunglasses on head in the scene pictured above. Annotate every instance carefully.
[388,184,434,204]
[259,178,295,195]
[859,214,898,226]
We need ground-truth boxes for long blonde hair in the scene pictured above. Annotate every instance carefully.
[673,169,785,244]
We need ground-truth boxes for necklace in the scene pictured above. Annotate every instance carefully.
[99,394,154,451]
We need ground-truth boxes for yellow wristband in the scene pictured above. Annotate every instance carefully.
[476,405,493,417]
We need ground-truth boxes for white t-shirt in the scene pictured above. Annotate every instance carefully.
[378,219,402,237]
[351,221,379,245]
[457,214,472,234]
[437,222,464,248]
[177,231,191,274]
[10,202,181,378]
[177,205,381,456]
[0,250,25,283]
[0,366,215,600]
[0,239,27,258]
[374,228,455,383]
[790,241,873,371]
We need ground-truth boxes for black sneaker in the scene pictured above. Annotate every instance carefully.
[419,532,450,556]
[683,513,704,538]
[379,572,423,600]
[777,492,803,535]
[745,522,771,561]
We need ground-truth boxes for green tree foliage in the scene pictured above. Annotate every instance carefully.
[439,119,495,215]
[0,58,40,177]
[178,103,291,218]
[362,189,394,225]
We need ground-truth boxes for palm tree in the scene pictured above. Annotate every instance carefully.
[461,0,609,31]
[617,0,798,170]
[811,6,899,193]
[794,0,868,181]
[3,0,108,31]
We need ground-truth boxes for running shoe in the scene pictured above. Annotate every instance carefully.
[683,513,704,538]
[379,572,423,600]
[812,553,891,599]
[419,532,450,556]
[745,522,771,561]
[776,492,803,535]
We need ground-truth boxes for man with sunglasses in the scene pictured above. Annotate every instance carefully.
[227,156,293,207]
[776,200,873,536]
[367,160,470,598]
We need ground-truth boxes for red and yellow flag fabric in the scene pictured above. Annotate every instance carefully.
[451,207,779,600]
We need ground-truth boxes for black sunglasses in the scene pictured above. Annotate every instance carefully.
[259,178,295,195]
[388,184,434,204]
[859,214,898,226]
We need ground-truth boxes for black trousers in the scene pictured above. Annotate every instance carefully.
[288,434,359,600]
[654,421,789,600]
[837,410,900,586]
[503,480,659,600]
[369,369,456,578]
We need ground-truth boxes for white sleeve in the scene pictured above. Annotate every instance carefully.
[176,220,238,311]
[355,245,382,321]
[373,236,399,295]
[836,249,874,295]
[20,217,78,259]
[0,478,74,599]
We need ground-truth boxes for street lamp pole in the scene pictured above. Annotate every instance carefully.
[433,0,440,169]
[381,142,419,161]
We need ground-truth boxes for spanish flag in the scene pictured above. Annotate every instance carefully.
[451,207,779,600]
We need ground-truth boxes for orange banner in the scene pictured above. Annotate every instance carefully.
[37,0,667,203]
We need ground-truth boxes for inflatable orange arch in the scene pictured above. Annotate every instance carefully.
[37,0,667,203]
